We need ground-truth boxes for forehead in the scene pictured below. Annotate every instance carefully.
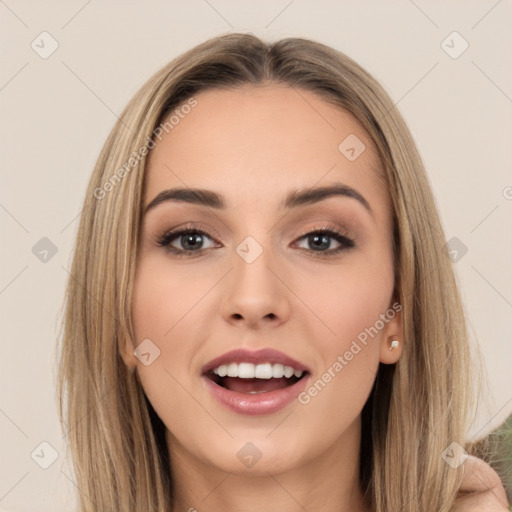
[144,84,389,218]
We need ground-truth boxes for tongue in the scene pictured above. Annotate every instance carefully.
[222,377,294,393]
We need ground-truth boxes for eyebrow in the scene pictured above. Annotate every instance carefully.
[144,182,372,216]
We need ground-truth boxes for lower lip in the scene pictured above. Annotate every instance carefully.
[202,374,310,416]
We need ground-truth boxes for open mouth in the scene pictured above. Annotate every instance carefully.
[205,371,307,394]
[201,351,311,414]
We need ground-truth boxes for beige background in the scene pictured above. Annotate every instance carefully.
[1,1,511,510]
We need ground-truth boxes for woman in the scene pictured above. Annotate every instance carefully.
[57,33,509,511]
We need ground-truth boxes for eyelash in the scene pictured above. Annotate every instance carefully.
[155,224,355,259]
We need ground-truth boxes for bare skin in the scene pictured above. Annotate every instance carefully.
[121,84,508,511]
[456,456,509,511]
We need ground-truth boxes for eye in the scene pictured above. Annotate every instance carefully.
[156,226,218,256]
[156,224,355,258]
[293,226,355,256]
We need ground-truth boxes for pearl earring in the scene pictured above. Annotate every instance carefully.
[389,339,400,350]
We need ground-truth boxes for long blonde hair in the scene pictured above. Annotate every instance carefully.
[57,32,473,511]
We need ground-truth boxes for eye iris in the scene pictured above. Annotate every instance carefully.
[182,233,203,250]
[309,233,330,251]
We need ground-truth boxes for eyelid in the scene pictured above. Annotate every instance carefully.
[154,221,224,245]
[292,224,356,252]
[154,221,353,243]
[294,222,351,239]
[155,221,356,259]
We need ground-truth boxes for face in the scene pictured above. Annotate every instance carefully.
[122,84,402,476]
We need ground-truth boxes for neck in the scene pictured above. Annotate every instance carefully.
[167,417,370,512]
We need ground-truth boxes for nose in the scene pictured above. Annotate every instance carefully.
[220,243,292,330]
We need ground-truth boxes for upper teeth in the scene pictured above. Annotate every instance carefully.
[212,363,303,379]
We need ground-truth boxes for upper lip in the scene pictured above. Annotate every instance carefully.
[201,348,311,375]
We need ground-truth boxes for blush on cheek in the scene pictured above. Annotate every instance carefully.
[131,261,205,340]
[303,283,390,393]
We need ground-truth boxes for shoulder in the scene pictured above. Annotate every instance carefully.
[454,455,509,511]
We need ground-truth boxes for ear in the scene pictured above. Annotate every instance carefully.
[120,334,138,372]
[379,300,404,364]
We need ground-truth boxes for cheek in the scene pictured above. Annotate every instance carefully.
[131,255,215,342]
[293,249,394,412]
[130,257,205,390]
[298,246,394,348]
[130,258,213,436]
